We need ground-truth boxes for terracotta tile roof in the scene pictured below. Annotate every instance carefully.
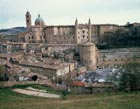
[71,81,85,87]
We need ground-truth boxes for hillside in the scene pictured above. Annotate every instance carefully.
[0,27,26,35]
[0,85,140,109]
[99,25,140,49]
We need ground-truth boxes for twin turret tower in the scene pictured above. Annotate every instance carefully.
[75,18,92,44]
[79,18,97,70]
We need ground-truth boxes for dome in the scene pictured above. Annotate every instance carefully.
[35,14,44,22]
[35,14,45,26]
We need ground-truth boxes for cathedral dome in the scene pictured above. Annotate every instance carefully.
[35,14,44,22]
[35,14,45,26]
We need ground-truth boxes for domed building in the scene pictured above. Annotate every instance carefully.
[25,12,45,43]
[35,14,45,26]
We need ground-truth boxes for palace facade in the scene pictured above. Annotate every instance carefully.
[25,11,119,45]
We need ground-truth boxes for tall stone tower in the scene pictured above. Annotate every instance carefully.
[75,18,80,44]
[25,11,32,29]
[79,18,97,70]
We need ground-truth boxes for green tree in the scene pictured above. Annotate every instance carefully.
[61,90,68,100]
[119,62,140,91]
[0,65,5,81]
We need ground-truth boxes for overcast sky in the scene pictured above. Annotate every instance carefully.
[0,0,140,29]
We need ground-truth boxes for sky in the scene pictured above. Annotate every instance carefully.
[0,0,140,29]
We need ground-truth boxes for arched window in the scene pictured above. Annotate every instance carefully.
[83,30,85,33]
[27,19,29,23]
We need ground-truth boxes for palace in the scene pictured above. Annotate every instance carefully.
[25,11,119,45]
[1,11,140,72]
[25,11,101,70]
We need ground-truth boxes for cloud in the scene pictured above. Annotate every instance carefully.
[0,0,140,29]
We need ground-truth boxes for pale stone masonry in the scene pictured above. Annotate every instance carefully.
[79,19,97,70]
[8,11,139,71]
[24,11,119,70]
[25,11,119,44]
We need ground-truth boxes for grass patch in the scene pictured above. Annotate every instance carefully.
[0,85,140,109]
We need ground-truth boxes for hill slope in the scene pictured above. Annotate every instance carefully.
[0,27,26,35]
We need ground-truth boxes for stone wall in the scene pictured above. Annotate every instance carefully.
[97,48,140,68]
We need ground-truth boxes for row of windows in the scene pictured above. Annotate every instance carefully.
[101,58,130,62]
[48,36,75,40]
[83,35,89,38]
[28,36,33,40]
[53,30,91,35]
[82,30,88,34]
[77,31,88,34]
[55,32,73,35]
[28,35,45,40]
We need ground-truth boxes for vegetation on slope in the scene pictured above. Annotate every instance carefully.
[0,86,140,109]
[98,26,140,49]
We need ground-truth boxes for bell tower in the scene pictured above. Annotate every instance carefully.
[25,11,32,29]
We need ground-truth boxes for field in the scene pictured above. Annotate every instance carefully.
[0,85,140,109]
